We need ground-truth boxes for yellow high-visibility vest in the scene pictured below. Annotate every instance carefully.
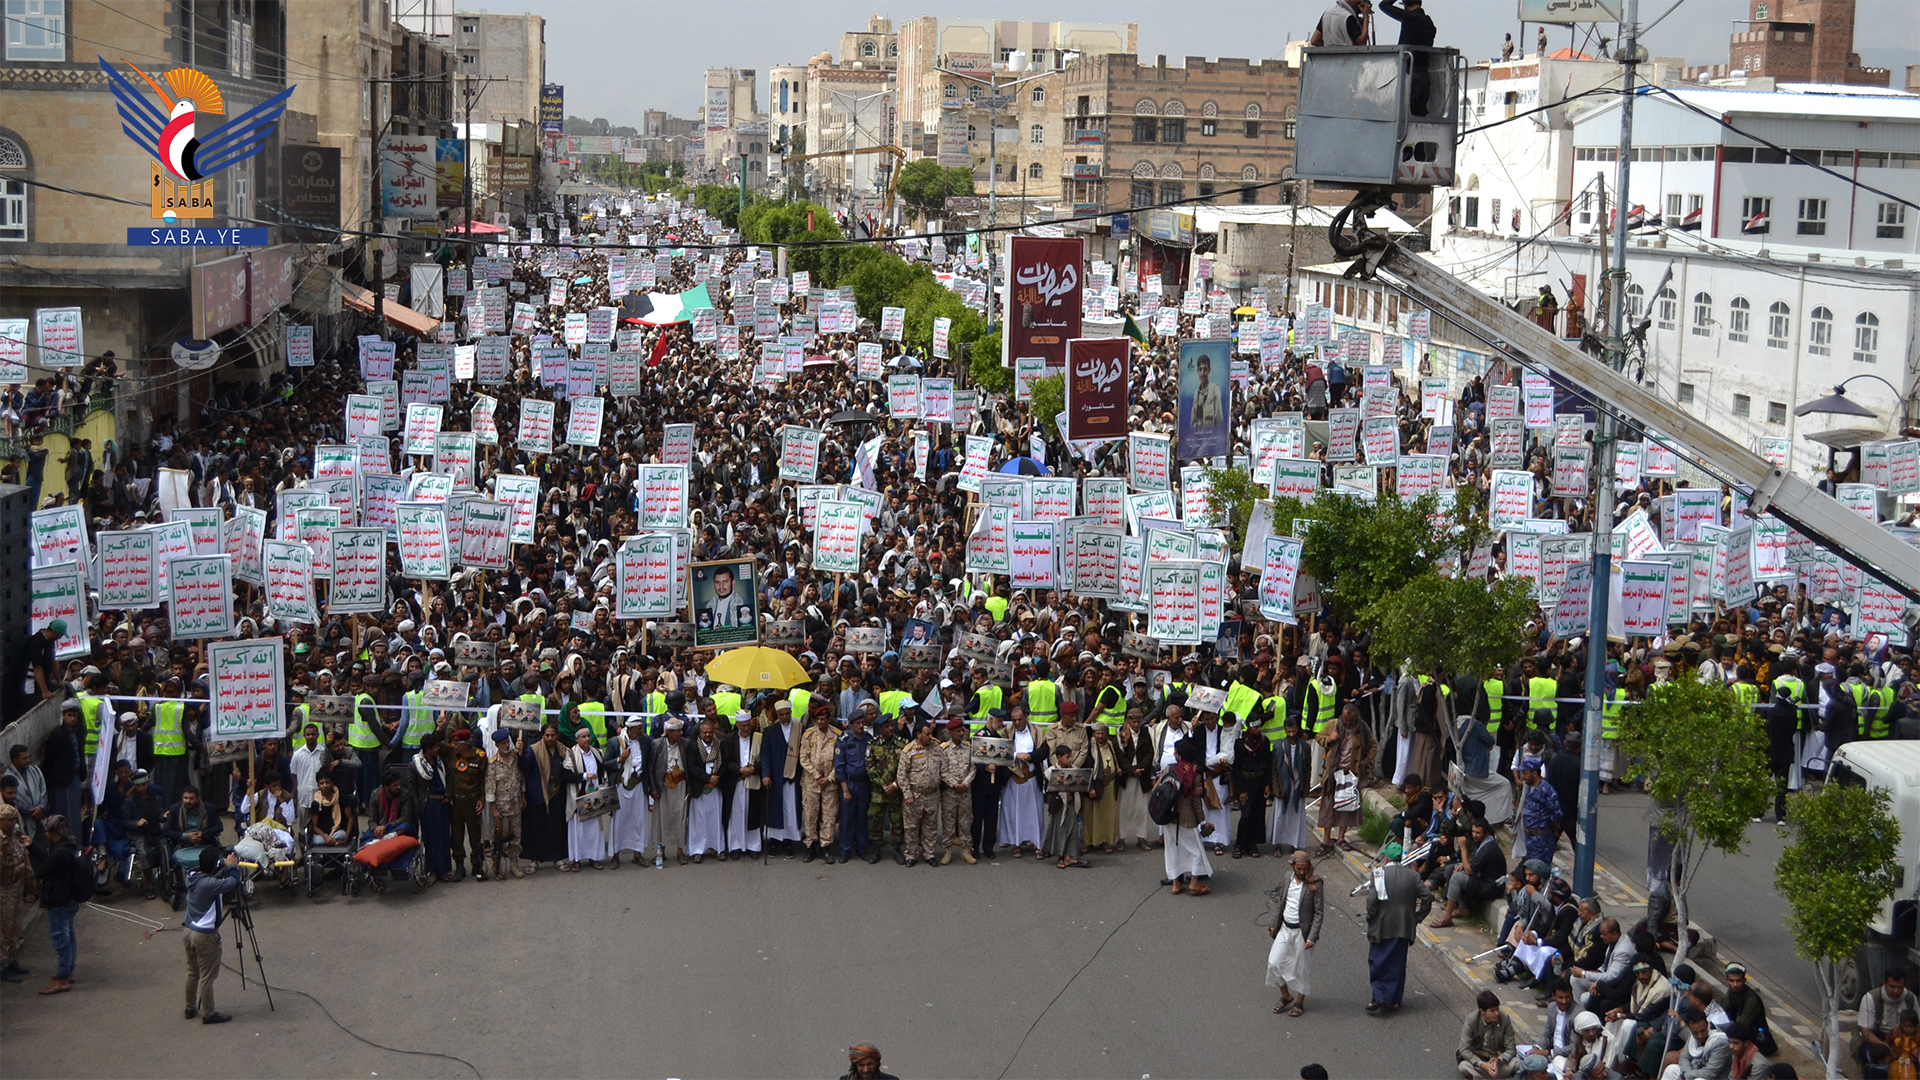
[153,702,187,756]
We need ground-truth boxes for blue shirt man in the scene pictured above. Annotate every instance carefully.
[834,712,874,859]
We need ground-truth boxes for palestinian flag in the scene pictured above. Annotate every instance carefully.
[1124,312,1150,346]
[621,283,714,326]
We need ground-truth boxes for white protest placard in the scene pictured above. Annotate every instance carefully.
[396,503,451,580]
[345,395,383,438]
[221,506,266,585]
[1270,457,1321,502]
[813,499,865,574]
[517,399,555,454]
[294,506,341,578]
[1259,535,1304,621]
[966,504,1011,575]
[493,475,539,544]
[458,499,512,570]
[565,396,605,447]
[921,378,954,423]
[1070,524,1123,599]
[1129,433,1171,491]
[1619,559,1672,636]
[286,324,314,367]
[1147,561,1202,644]
[1083,477,1126,527]
[1522,371,1554,428]
[262,540,319,625]
[30,562,89,659]
[1489,469,1534,529]
[616,535,676,619]
[327,528,387,614]
[167,554,234,640]
[888,374,921,420]
[1360,415,1400,466]
[1014,357,1048,402]
[1009,520,1056,589]
[637,464,689,529]
[780,426,822,484]
[96,530,156,610]
[0,317,27,382]
[959,434,993,494]
[30,505,88,569]
[208,638,287,741]
[662,423,695,466]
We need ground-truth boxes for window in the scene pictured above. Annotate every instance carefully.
[1463,197,1479,229]
[1245,119,1260,138]
[1161,118,1185,143]
[1576,191,1593,225]
[1808,306,1833,356]
[1130,179,1154,207]
[461,20,476,33]
[1076,95,1089,116]
[1239,183,1258,205]
[1029,124,1043,144]
[1198,182,1215,201]
[1877,201,1907,239]
[1031,49,1045,67]
[1027,162,1042,180]
[966,124,977,142]
[1728,297,1751,343]
[0,175,23,241]
[998,47,1013,64]
[5,0,64,61]
[1691,292,1712,336]
[1132,118,1157,143]
[1756,2,1768,18]
[230,168,249,226]
[1666,192,1684,224]
[1031,86,1045,104]
[1159,181,1183,202]
[1733,393,1751,418]
[1625,284,1644,321]
[888,41,898,58]
[861,40,877,57]
[228,9,253,77]
[1490,198,1502,229]
[1656,288,1677,331]
[1766,302,1790,348]
[1768,401,1787,424]
[1797,198,1827,235]
[1201,119,1217,137]
[1741,195,1771,234]
[1677,382,1695,405]
[1854,312,1880,363]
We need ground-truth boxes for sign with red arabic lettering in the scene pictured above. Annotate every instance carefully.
[616,534,675,619]
[209,637,287,740]
[813,499,864,574]
[167,554,234,640]
[1147,561,1202,644]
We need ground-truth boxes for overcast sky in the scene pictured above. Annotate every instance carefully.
[465,0,1920,123]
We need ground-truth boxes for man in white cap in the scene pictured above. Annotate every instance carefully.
[648,717,702,865]
[609,717,653,867]
[761,699,804,857]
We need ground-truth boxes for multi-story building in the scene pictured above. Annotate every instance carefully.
[701,67,760,175]
[1686,0,1889,87]
[896,17,1134,164]
[1422,82,1919,474]
[447,12,545,129]
[802,58,894,204]
[1060,54,1301,214]
[0,0,309,451]
[767,64,809,153]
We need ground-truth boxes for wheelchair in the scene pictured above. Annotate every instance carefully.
[121,834,178,908]
[302,830,360,899]
[346,825,429,896]
[233,821,299,895]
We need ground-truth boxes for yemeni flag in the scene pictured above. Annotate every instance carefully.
[621,283,714,326]
[1124,312,1150,346]
[1679,207,1703,231]
[1742,208,1770,234]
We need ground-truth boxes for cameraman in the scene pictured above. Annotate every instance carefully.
[181,846,241,1024]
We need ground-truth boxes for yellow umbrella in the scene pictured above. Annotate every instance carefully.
[705,646,809,690]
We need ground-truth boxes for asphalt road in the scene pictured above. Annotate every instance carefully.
[1591,790,1822,1019]
[2,842,1478,1079]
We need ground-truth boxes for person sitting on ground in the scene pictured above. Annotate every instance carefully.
[1430,818,1507,928]
[1457,989,1519,1078]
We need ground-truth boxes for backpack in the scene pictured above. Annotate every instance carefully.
[1147,770,1181,826]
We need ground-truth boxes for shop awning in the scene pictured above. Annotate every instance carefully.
[341,283,441,337]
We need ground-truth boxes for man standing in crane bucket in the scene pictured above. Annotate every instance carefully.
[1379,0,1438,114]
[1311,0,1372,47]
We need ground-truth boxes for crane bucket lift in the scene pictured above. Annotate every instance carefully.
[783,143,907,235]
[1295,45,1920,601]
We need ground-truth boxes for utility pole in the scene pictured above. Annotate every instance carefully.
[459,75,506,285]
[1576,0,1640,901]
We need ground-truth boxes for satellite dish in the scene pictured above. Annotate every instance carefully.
[172,338,220,371]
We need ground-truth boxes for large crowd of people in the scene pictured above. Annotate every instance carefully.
[0,187,1910,1078]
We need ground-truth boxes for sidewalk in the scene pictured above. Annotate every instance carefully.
[1334,784,1828,1077]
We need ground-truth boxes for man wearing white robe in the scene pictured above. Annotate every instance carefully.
[685,721,726,859]
[563,731,608,867]
[725,712,763,857]
[609,717,653,865]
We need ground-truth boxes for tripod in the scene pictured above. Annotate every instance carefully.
[228,890,275,1012]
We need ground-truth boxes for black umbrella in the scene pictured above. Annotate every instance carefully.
[828,410,884,426]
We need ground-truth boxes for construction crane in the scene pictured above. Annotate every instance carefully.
[781,143,906,236]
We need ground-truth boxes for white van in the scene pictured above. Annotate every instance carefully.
[1825,740,1920,1003]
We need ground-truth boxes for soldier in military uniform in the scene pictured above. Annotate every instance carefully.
[798,702,840,863]
[445,728,489,881]
[936,717,976,865]
[483,729,526,878]
[865,713,906,864]
[834,710,874,862]
[896,719,944,866]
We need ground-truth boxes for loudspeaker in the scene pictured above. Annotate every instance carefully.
[0,484,35,723]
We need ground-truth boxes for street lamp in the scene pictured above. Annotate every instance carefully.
[935,54,1053,332]
[1794,374,1904,420]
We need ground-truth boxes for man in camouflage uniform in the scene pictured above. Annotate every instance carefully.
[798,701,840,863]
[865,712,906,864]
[936,717,976,865]
[895,719,944,866]
[483,729,526,879]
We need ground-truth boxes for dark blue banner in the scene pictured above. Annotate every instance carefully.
[128,227,270,246]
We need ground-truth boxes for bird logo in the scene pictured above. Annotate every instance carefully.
[100,56,294,220]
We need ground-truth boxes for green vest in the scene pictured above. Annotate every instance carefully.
[1025,679,1058,725]
[577,701,608,744]
[1600,687,1626,740]
[1312,678,1337,733]
[153,701,187,756]
[295,703,311,729]
[400,690,434,747]
[1732,682,1759,709]
[1258,696,1287,744]
[1527,676,1558,719]
[644,691,669,715]
[349,693,380,749]
[1868,686,1896,739]
[1482,678,1505,735]
[1224,682,1261,727]
[971,685,1003,723]
[711,691,742,721]
[79,695,104,755]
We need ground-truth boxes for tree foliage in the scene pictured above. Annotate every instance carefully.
[895,159,976,221]
[1777,782,1903,1079]
[969,331,1010,393]
[1367,573,1536,678]
[1199,465,1266,547]
[740,200,843,282]
[1028,375,1064,427]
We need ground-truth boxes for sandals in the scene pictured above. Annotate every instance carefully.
[1231,850,1243,859]
[1012,848,1024,859]
[1171,879,1187,895]
[1337,840,1359,853]
[1287,1004,1306,1017]
[1189,880,1211,896]
[1274,994,1294,1015]
[1428,917,1455,928]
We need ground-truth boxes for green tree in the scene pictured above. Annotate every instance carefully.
[687,184,758,230]
[969,330,1010,393]
[895,159,976,221]
[1365,572,1535,680]
[1777,783,1903,1079]
[1619,679,1774,963]
[1028,375,1064,429]
[738,199,842,281]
